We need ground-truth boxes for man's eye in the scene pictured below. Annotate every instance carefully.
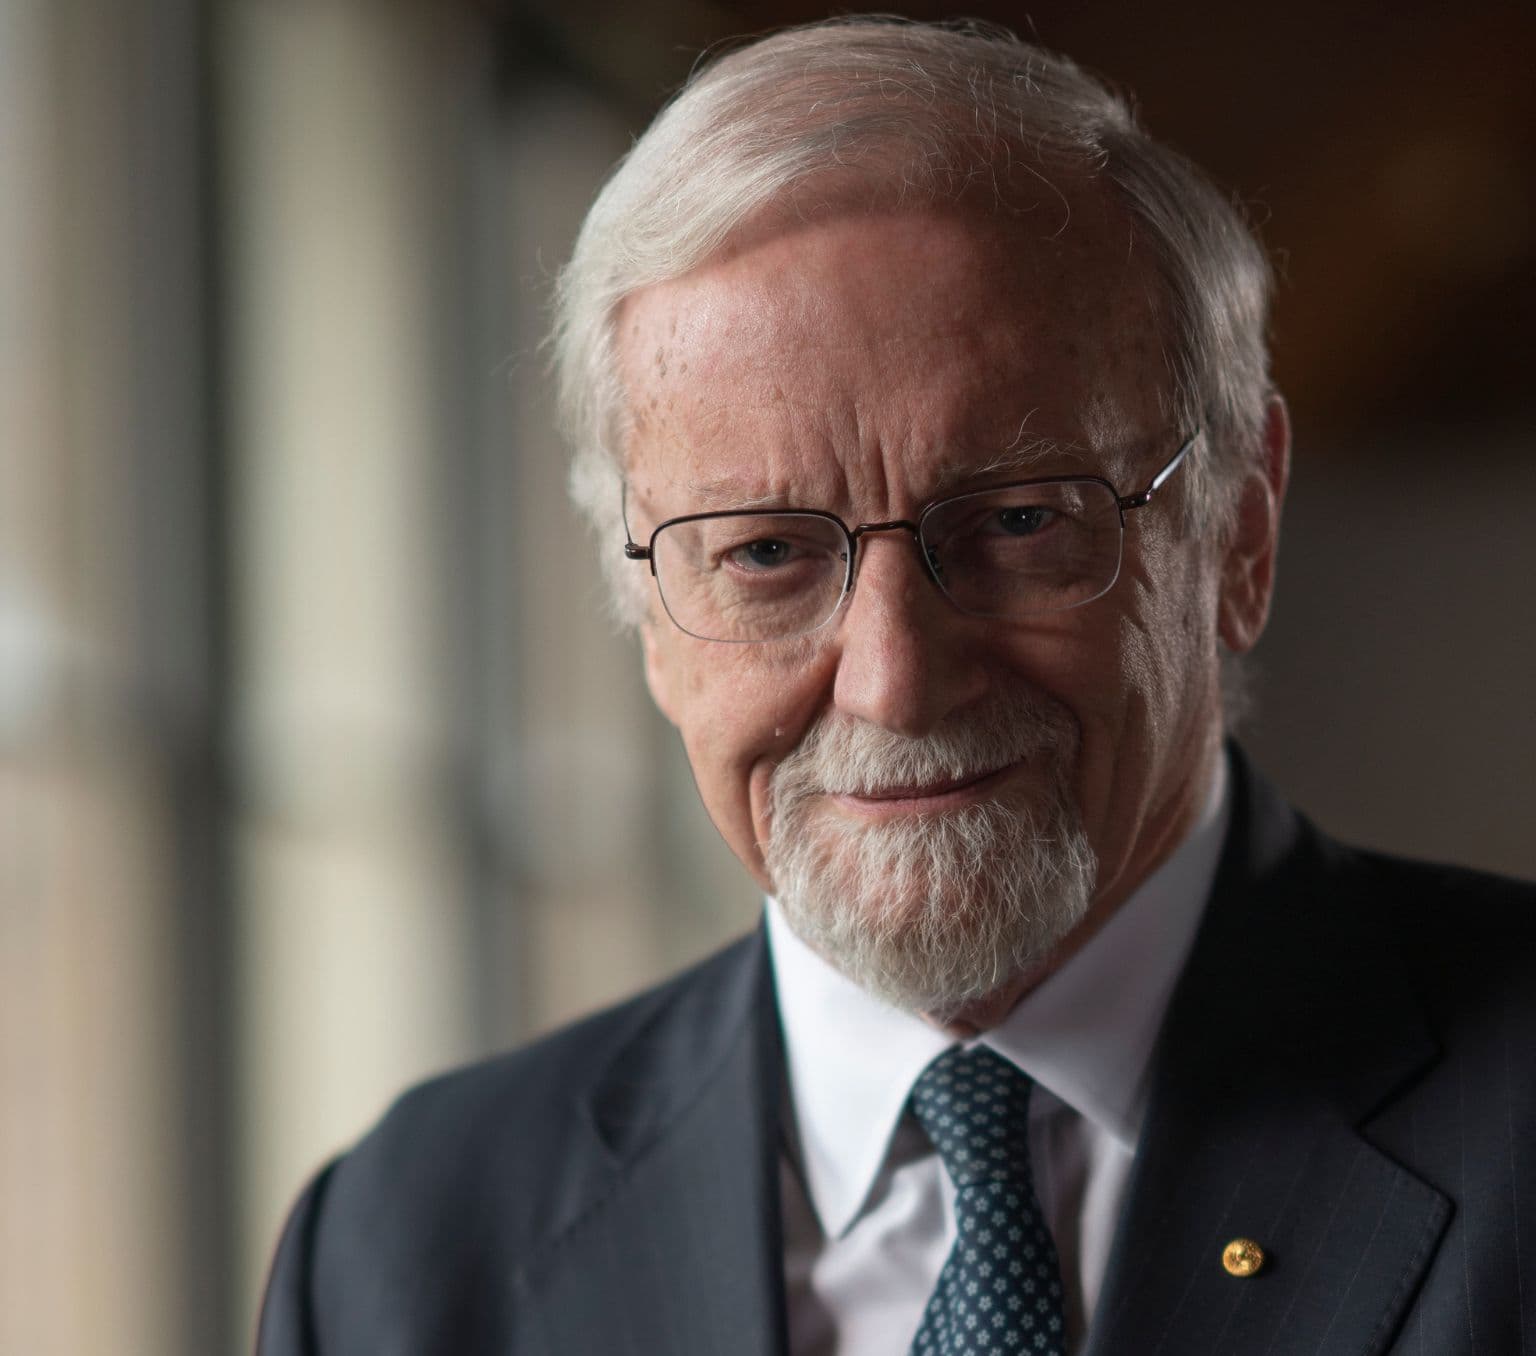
[994,505,1058,536]
[729,537,796,569]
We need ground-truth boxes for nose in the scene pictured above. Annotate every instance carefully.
[830,530,989,736]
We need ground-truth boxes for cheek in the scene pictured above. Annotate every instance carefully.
[669,643,832,814]
[747,760,779,849]
[1115,543,1224,756]
[1157,546,1223,681]
[1043,556,1216,791]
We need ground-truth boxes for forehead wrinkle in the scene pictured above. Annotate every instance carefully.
[680,430,1092,513]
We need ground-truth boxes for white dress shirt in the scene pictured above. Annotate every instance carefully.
[767,759,1230,1355]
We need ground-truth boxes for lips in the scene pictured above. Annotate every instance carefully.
[828,762,1019,816]
[845,764,1009,800]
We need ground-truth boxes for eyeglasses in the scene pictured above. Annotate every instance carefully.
[624,430,1198,644]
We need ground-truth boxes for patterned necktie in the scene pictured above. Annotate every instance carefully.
[907,1046,1067,1356]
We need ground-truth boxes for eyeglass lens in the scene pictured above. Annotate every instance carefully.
[651,480,1125,642]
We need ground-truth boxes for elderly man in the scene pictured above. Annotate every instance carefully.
[259,19,1535,1356]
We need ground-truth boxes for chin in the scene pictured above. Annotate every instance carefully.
[763,687,1097,1016]
[768,770,1097,1020]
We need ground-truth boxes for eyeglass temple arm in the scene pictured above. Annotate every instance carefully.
[621,482,655,563]
[1118,429,1200,511]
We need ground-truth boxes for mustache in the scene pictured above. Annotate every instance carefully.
[770,691,1078,804]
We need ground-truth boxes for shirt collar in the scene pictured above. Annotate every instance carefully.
[766,754,1230,1240]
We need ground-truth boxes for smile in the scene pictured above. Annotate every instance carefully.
[830,762,1019,818]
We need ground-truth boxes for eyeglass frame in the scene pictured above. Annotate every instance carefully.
[622,429,1199,642]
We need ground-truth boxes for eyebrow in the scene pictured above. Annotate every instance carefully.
[936,433,1081,490]
[680,477,796,510]
[676,434,1088,511]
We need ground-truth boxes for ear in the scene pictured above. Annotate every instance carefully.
[1218,395,1291,654]
[641,621,681,727]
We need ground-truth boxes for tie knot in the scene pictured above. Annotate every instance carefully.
[908,1046,1036,1189]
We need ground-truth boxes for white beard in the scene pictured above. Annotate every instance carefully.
[763,692,1096,1022]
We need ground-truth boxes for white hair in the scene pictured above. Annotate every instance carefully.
[552,16,1275,626]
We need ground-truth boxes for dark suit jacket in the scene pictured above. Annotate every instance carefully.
[258,752,1536,1354]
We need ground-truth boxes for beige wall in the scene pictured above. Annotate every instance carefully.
[1248,428,1536,881]
[2,2,186,1352]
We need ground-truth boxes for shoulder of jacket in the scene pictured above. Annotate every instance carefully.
[309,928,764,1242]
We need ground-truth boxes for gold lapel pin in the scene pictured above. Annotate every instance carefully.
[1222,1238,1266,1277]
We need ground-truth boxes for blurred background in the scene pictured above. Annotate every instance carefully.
[1,0,1531,1351]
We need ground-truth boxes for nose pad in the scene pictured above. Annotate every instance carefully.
[921,540,947,588]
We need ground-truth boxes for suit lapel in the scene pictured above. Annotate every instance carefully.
[509,930,788,1356]
[1087,754,1451,1356]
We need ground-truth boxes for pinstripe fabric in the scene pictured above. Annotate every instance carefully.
[1083,766,1536,1356]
